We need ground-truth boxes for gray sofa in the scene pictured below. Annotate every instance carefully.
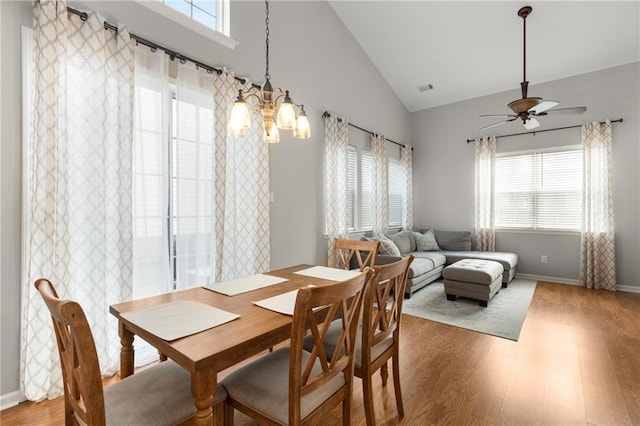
[371,230,518,298]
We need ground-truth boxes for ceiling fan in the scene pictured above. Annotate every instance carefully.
[480,5,587,131]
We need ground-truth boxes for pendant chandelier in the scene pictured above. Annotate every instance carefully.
[229,0,310,143]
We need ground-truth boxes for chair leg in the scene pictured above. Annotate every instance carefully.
[392,353,404,418]
[224,403,234,426]
[380,361,389,386]
[342,397,351,426]
[214,401,225,425]
[362,374,376,426]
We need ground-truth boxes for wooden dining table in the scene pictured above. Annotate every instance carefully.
[109,264,343,426]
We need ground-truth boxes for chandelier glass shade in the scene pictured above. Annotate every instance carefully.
[229,0,310,143]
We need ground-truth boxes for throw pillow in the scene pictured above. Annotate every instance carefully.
[365,236,401,257]
[414,230,440,251]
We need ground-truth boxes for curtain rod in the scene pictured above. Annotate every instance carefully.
[466,118,624,144]
[65,5,261,90]
[321,111,411,150]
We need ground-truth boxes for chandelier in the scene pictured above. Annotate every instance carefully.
[229,0,310,143]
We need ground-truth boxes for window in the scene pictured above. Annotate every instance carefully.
[163,0,220,30]
[495,148,583,231]
[133,86,216,295]
[137,0,235,49]
[346,147,404,232]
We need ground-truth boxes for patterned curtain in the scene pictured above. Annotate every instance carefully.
[22,0,135,400]
[212,73,270,282]
[324,114,350,265]
[371,133,388,236]
[400,144,414,230]
[474,136,496,251]
[580,121,616,290]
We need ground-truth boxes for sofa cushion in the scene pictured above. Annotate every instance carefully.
[414,230,440,251]
[411,251,447,268]
[407,257,436,279]
[388,231,415,255]
[441,250,518,271]
[364,236,401,256]
[434,230,472,251]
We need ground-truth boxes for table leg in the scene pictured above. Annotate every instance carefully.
[191,368,217,426]
[119,322,134,378]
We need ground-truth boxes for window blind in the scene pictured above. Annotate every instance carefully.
[347,146,357,230]
[495,149,582,230]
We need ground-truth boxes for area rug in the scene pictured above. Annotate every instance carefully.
[401,279,537,341]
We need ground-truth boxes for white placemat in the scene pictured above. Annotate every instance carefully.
[121,300,240,341]
[293,265,362,282]
[203,273,288,296]
[253,290,299,316]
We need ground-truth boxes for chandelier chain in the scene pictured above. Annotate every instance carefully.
[264,0,270,81]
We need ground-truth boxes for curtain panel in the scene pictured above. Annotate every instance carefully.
[212,72,271,282]
[580,120,616,290]
[22,0,135,400]
[371,133,389,236]
[400,144,414,231]
[324,115,350,265]
[474,136,496,251]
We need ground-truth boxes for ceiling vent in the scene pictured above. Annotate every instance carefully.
[418,84,434,92]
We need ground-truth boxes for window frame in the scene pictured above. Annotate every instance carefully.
[136,0,238,50]
[494,145,583,233]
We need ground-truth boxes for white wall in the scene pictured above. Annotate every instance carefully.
[0,0,409,399]
[410,62,640,288]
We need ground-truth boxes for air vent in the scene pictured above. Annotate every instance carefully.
[418,84,434,92]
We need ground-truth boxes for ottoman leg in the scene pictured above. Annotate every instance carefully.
[479,300,488,307]
[446,294,456,301]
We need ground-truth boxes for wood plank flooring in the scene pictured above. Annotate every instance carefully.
[2,281,639,425]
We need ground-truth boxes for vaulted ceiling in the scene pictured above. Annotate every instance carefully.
[329,1,640,112]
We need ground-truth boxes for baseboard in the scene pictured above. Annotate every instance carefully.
[515,273,580,286]
[616,285,640,294]
[515,273,640,293]
[0,390,24,411]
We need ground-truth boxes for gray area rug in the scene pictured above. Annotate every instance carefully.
[401,279,537,341]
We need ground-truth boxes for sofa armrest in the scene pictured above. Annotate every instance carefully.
[375,254,403,266]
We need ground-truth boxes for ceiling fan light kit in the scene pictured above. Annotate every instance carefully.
[479,5,586,131]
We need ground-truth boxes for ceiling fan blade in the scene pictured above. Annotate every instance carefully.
[479,114,514,118]
[524,118,540,130]
[529,100,559,114]
[540,106,588,115]
[480,120,509,131]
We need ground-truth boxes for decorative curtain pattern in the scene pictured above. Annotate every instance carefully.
[324,115,350,265]
[474,136,496,251]
[580,120,616,290]
[371,133,388,236]
[213,72,270,282]
[400,144,414,231]
[22,0,135,400]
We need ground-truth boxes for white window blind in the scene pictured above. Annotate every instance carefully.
[495,149,583,231]
[361,150,373,230]
[388,158,403,227]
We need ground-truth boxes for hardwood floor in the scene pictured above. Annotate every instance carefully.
[2,281,639,425]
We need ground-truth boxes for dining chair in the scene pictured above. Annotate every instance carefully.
[333,238,380,271]
[35,278,227,426]
[220,269,375,425]
[303,254,414,425]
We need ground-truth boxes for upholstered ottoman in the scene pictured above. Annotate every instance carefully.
[443,259,503,307]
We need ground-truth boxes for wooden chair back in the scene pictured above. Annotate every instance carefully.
[289,268,375,424]
[35,278,106,426]
[358,254,414,424]
[362,254,414,361]
[333,238,380,271]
